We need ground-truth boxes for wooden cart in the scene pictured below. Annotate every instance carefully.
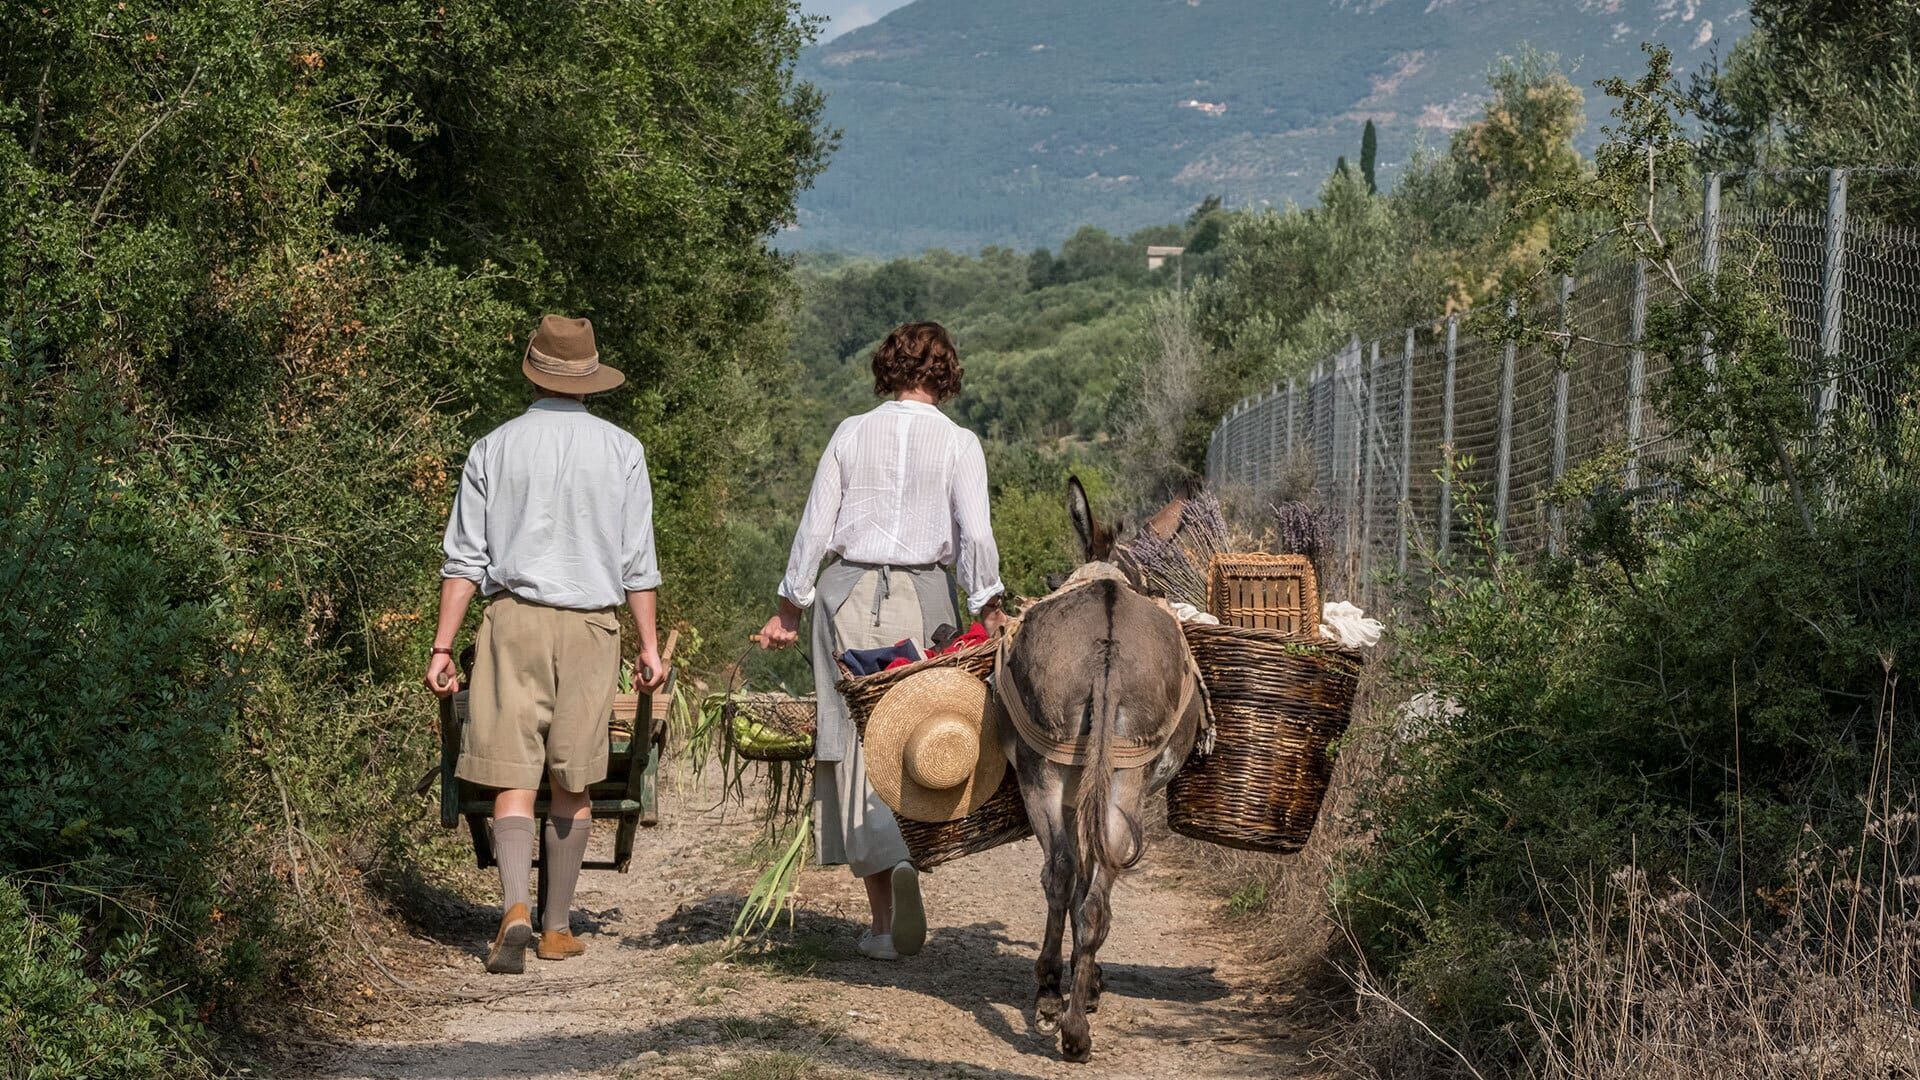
[437,632,677,920]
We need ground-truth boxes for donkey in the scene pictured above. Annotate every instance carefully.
[996,477,1205,1062]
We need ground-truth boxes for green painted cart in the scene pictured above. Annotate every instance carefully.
[436,631,677,919]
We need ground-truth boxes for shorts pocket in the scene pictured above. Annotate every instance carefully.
[582,610,620,634]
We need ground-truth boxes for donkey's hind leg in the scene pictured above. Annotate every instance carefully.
[1033,835,1072,1034]
[1059,867,1113,1062]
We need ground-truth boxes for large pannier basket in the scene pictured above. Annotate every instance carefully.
[839,640,1032,871]
[1170,623,1362,853]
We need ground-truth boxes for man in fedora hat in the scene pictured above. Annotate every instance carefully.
[425,314,667,974]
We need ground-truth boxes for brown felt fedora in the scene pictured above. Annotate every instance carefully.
[522,315,625,394]
[864,667,1007,823]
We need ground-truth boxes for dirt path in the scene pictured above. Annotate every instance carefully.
[287,778,1323,1080]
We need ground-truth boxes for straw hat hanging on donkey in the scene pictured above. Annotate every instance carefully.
[994,477,1209,1063]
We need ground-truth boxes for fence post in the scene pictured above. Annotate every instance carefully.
[1701,171,1722,377]
[1398,326,1415,576]
[1315,359,1330,498]
[1236,400,1250,483]
[1361,340,1380,601]
[1625,259,1649,491]
[1818,168,1849,428]
[1549,275,1573,555]
[1345,340,1364,594]
[1438,315,1458,558]
[1267,382,1281,490]
[1285,378,1297,463]
[1222,403,1235,487]
[1495,298,1517,540]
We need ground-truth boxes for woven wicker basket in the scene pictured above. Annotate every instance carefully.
[1169,623,1362,853]
[837,639,999,723]
[721,692,817,762]
[839,640,1031,870]
[1206,553,1319,637]
[894,772,1031,871]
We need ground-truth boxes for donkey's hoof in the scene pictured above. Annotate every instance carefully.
[1034,995,1064,1034]
[1060,1034,1092,1063]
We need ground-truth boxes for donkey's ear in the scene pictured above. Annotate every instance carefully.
[1066,475,1096,563]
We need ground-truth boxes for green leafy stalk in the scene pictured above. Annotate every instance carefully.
[727,813,812,947]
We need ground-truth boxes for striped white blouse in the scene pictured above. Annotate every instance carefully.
[779,400,1004,613]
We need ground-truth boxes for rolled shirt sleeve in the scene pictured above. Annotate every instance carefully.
[621,446,661,592]
[440,446,490,585]
[950,432,1004,612]
[778,431,847,610]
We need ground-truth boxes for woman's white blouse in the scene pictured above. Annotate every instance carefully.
[780,400,1004,613]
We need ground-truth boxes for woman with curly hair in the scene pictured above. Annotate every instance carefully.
[757,321,1006,961]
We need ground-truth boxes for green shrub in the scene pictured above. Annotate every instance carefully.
[0,880,208,1079]
[0,364,234,976]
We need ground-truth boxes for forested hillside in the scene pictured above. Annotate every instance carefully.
[789,0,1748,252]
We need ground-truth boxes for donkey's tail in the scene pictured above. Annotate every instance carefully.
[1073,583,1145,893]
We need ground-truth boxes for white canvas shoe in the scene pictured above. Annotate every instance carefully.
[890,861,926,956]
[858,931,899,961]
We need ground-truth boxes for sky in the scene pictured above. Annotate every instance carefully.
[797,0,913,41]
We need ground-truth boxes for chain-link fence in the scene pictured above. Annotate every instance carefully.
[1204,168,1920,603]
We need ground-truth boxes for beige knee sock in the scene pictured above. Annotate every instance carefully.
[492,817,535,913]
[541,814,591,932]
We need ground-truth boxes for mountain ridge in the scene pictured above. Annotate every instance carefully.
[789,0,1748,254]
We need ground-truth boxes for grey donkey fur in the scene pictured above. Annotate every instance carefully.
[995,477,1203,1063]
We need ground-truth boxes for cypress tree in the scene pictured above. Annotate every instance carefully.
[1360,119,1379,193]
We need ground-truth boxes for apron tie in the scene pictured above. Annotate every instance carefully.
[870,564,894,626]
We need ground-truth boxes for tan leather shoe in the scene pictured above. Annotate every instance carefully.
[537,929,586,961]
[485,903,532,974]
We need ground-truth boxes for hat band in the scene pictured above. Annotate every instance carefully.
[527,342,600,379]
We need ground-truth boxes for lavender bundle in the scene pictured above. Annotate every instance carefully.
[1117,493,1231,608]
[1271,500,1337,583]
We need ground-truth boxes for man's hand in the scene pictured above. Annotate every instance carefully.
[756,599,803,651]
[427,578,477,700]
[425,651,460,698]
[982,598,1010,637]
[635,645,667,692]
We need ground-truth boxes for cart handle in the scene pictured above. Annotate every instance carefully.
[640,628,679,687]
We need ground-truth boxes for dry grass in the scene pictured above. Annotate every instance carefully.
[1506,690,1920,1080]
[1512,841,1920,1079]
[1326,690,1920,1080]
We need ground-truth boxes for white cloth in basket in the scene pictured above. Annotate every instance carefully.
[1319,601,1383,648]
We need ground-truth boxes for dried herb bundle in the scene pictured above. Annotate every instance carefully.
[1118,493,1231,607]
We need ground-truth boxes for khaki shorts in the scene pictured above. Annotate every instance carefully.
[457,593,620,792]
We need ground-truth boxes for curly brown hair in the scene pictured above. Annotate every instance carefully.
[871,322,963,401]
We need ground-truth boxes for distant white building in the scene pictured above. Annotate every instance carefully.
[1146,245,1185,270]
